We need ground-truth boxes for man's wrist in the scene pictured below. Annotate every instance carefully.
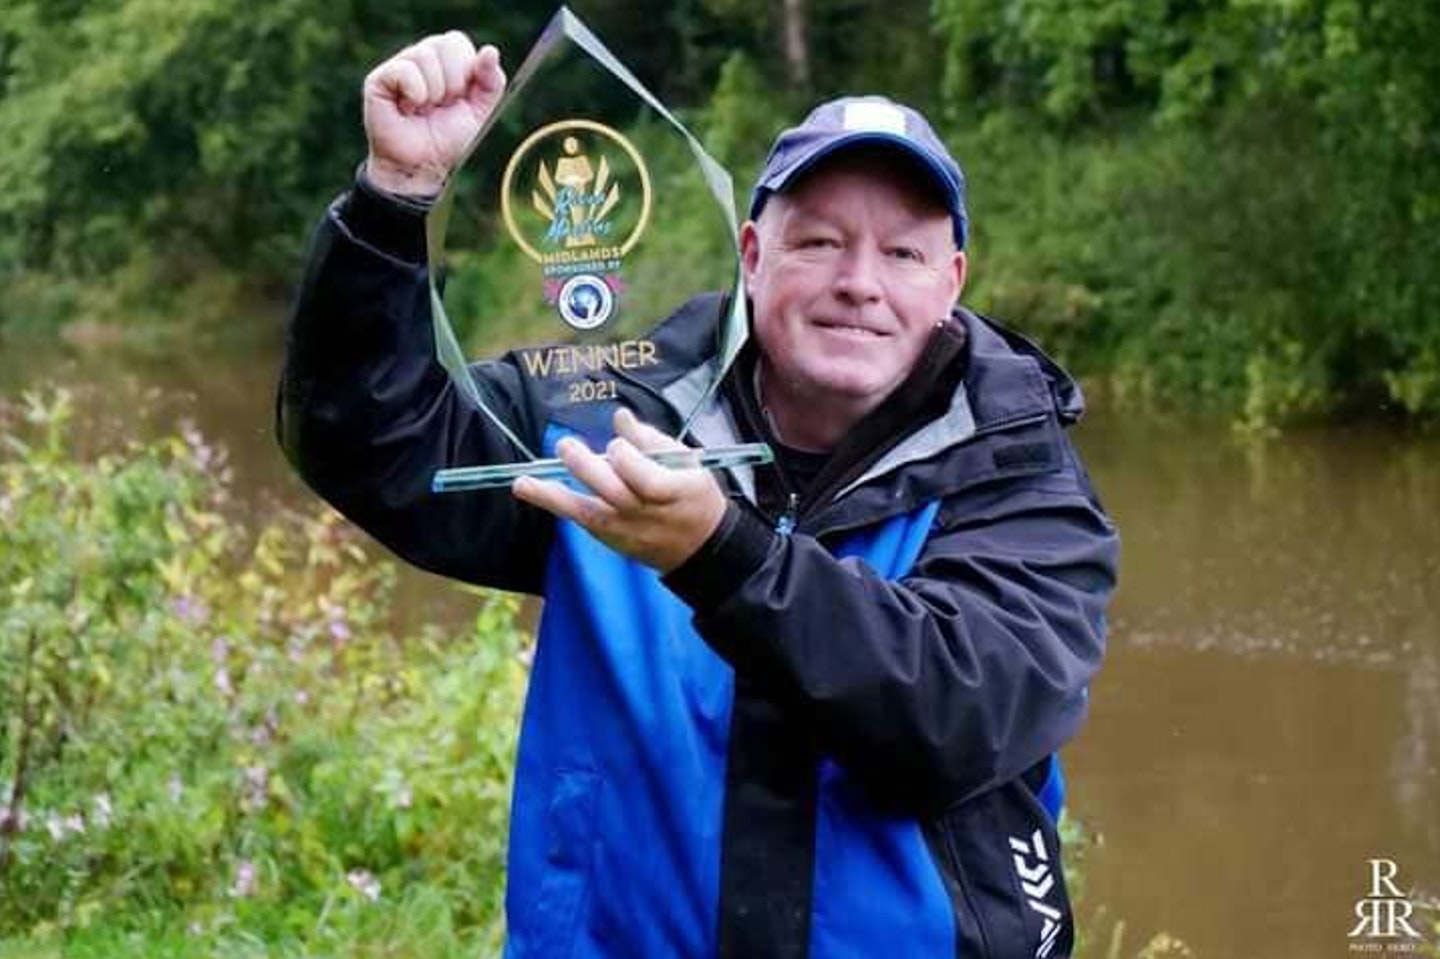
[663,500,776,612]
[362,156,448,199]
[339,162,436,264]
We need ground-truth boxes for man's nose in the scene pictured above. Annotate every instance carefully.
[832,245,884,303]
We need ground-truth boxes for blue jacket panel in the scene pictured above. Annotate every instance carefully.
[506,427,961,957]
[504,429,732,957]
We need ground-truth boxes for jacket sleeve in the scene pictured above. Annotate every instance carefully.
[667,454,1118,811]
[276,186,554,593]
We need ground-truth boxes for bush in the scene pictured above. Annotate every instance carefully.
[956,102,1432,432]
[0,391,526,956]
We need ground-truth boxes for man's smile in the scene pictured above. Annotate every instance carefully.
[813,320,890,339]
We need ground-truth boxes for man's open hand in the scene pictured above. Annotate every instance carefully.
[512,408,728,572]
[362,32,506,196]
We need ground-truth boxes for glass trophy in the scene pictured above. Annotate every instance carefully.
[426,7,772,493]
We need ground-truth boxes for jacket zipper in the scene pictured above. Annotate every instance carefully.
[776,492,799,536]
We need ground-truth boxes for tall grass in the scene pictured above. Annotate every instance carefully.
[0,392,526,957]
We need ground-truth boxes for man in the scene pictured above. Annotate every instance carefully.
[278,30,1118,959]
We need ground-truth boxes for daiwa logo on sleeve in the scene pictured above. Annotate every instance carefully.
[1010,828,1065,958]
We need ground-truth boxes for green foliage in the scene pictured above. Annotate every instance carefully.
[1,0,1437,426]
[1062,815,1203,958]
[962,106,1349,430]
[936,0,1440,423]
[0,393,526,956]
[701,51,792,176]
[0,0,543,289]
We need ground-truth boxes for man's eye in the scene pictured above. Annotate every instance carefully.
[887,246,924,262]
[796,236,839,249]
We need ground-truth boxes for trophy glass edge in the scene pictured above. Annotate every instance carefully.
[427,6,771,494]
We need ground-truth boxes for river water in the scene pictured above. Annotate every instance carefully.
[2,329,1437,956]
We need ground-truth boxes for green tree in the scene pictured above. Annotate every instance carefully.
[0,0,541,279]
[933,0,1440,420]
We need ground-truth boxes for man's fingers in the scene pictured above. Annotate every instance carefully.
[469,44,506,104]
[515,425,726,569]
[614,407,684,452]
[513,476,616,529]
[368,34,493,113]
[366,58,428,112]
[403,42,447,104]
[557,437,642,511]
[609,438,687,504]
[435,31,475,101]
[610,408,699,502]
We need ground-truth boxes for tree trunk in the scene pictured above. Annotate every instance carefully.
[779,0,811,91]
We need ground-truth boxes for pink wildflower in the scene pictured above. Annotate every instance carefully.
[240,765,269,812]
[173,596,211,626]
[346,868,381,902]
[229,860,257,898]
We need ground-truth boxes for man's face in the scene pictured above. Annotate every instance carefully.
[740,153,966,423]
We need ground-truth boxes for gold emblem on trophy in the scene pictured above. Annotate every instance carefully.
[502,119,652,331]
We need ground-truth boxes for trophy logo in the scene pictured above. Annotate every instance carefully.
[501,119,653,331]
[556,273,614,331]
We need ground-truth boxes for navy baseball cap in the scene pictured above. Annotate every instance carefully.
[749,95,969,250]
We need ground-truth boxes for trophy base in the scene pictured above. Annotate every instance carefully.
[431,442,774,493]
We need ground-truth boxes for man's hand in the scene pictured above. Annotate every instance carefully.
[362,32,506,197]
[512,408,729,573]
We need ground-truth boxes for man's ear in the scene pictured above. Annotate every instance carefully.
[739,221,762,286]
[950,250,968,307]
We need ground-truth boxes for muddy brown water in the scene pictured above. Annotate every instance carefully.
[3,330,1437,956]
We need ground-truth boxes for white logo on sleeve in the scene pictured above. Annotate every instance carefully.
[1010,829,1064,958]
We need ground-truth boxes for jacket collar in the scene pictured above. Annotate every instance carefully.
[645,297,1085,502]
[961,307,1085,428]
[833,309,1084,498]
